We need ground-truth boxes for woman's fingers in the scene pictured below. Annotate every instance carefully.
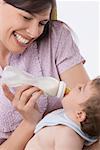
[2,84,14,101]
[25,90,43,109]
[13,86,41,109]
[2,84,42,107]
[14,85,35,101]
[14,85,43,124]
[2,84,43,124]
[12,85,42,111]
[23,90,43,124]
[19,86,40,105]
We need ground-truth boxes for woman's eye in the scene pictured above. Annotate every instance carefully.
[23,16,32,21]
[39,21,48,26]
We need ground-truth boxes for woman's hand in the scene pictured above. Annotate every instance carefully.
[2,84,43,126]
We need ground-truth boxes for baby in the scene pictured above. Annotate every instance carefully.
[25,77,100,150]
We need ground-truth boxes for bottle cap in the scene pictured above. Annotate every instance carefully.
[56,81,66,98]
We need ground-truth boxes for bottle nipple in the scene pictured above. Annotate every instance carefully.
[56,81,71,98]
[64,87,71,96]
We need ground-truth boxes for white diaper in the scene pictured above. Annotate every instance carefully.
[1,66,66,98]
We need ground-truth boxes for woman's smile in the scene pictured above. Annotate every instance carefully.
[13,31,33,48]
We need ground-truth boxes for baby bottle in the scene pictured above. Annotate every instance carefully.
[1,66,71,98]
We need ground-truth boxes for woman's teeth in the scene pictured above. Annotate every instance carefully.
[14,32,30,45]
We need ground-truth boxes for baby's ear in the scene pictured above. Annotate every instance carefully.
[76,111,86,122]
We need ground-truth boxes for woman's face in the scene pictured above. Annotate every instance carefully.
[0,1,51,54]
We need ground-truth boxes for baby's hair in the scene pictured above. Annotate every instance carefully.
[81,77,100,137]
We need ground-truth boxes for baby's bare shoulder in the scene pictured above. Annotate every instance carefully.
[54,125,84,150]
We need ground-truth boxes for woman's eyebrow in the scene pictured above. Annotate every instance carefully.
[21,9,33,17]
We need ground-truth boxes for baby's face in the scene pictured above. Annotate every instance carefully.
[62,80,94,112]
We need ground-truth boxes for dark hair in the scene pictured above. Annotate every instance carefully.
[4,0,56,14]
[4,0,56,40]
[80,78,100,138]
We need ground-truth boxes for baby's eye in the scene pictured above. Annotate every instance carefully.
[78,86,82,91]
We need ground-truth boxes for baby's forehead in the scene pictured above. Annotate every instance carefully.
[82,81,96,98]
[90,78,100,91]
[87,83,99,97]
[86,80,96,89]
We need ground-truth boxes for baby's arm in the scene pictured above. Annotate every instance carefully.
[54,126,84,150]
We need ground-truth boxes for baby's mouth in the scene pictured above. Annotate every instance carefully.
[13,31,31,45]
[64,88,71,96]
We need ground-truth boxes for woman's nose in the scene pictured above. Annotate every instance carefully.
[26,21,40,38]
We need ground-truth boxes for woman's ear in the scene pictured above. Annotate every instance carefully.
[76,111,86,122]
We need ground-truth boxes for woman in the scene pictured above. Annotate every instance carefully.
[0,0,97,149]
